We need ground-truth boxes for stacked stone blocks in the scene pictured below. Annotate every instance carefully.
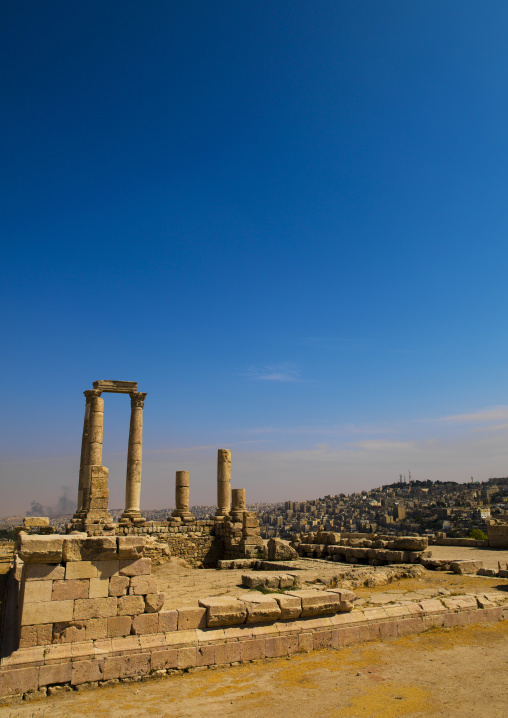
[16,535,165,649]
[1,588,507,701]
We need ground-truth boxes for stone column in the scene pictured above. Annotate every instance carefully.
[121,392,147,522]
[86,391,104,467]
[79,390,104,515]
[231,488,246,522]
[172,470,194,520]
[216,449,231,517]
[74,390,93,517]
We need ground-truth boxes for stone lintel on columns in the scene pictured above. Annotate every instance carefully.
[93,380,138,393]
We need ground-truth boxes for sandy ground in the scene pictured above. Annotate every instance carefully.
[2,621,507,718]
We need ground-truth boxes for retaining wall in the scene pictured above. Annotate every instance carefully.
[1,592,507,702]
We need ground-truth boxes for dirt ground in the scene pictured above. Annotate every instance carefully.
[1,620,507,718]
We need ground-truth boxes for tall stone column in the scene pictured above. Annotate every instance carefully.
[86,391,104,467]
[121,391,147,522]
[74,390,93,517]
[216,449,231,517]
[80,390,104,515]
[172,471,194,520]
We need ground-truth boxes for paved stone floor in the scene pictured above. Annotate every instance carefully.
[153,548,508,610]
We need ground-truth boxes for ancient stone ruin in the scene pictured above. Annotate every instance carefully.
[1,379,507,702]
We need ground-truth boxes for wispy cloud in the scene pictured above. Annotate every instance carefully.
[242,363,300,382]
[437,406,508,424]
[472,422,508,433]
[349,440,417,452]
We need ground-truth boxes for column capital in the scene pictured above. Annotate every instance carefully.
[130,392,147,408]
[84,389,102,401]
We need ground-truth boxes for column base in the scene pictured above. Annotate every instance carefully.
[120,510,145,525]
[172,510,195,521]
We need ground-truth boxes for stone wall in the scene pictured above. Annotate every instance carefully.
[487,524,508,549]
[115,515,262,567]
[1,584,507,702]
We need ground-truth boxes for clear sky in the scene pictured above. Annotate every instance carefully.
[1,1,508,516]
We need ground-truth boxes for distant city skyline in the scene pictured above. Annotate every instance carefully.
[2,2,508,515]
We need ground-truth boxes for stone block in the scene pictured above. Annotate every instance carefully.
[82,537,118,561]
[240,638,265,662]
[103,657,122,681]
[129,575,158,595]
[94,560,120,579]
[89,578,109,598]
[62,536,87,562]
[52,579,89,601]
[109,576,129,597]
[120,653,151,678]
[158,610,178,633]
[450,560,483,575]
[65,561,98,580]
[73,597,118,620]
[239,594,281,623]
[286,590,342,617]
[151,649,178,671]
[71,660,104,686]
[0,667,39,696]
[177,607,207,630]
[25,563,65,581]
[21,600,74,626]
[111,635,141,654]
[198,597,247,627]
[19,535,63,564]
[119,558,151,576]
[273,594,302,619]
[177,647,197,669]
[117,595,145,616]
[196,645,216,666]
[23,580,53,603]
[482,606,504,622]
[165,629,197,647]
[397,617,422,636]
[378,620,398,639]
[298,632,313,652]
[39,662,72,686]
[145,593,165,613]
[215,642,241,664]
[44,644,72,663]
[337,626,360,646]
[19,626,37,648]
[118,536,145,559]
[313,630,333,649]
[243,517,259,529]
[23,517,50,528]
[265,636,288,658]
[358,623,380,643]
[107,615,132,638]
[132,613,159,635]
[53,621,86,644]
[85,618,107,640]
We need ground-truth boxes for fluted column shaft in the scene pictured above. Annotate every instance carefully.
[122,391,147,518]
[216,449,231,516]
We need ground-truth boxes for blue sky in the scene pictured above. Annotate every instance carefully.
[1,1,508,515]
